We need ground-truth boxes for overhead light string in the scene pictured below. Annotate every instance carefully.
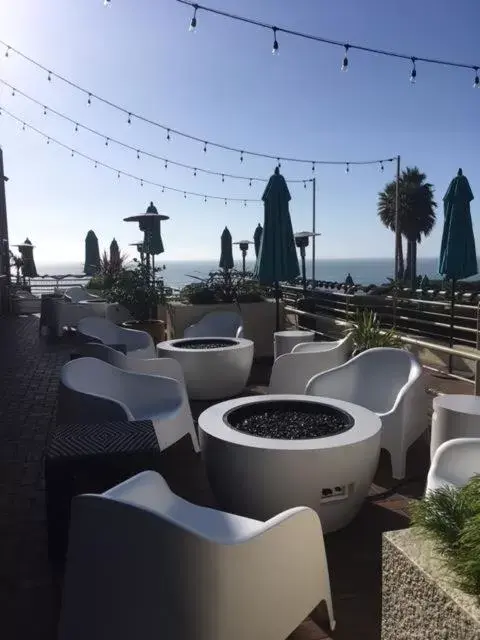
[0,105,260,204]
[0,78,394,179]
[175,0,480,89]
[0,40,398,168]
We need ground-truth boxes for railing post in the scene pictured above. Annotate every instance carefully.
[476,360,480,396]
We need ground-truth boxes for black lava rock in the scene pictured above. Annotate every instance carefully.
[227,400,353,440]
[175,339,236,350]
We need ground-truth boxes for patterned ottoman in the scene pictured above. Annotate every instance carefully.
[45,419,161,567]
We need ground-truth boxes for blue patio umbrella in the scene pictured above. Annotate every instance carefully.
[439,168,477,357]
[254,167,300,330]
[253,223,263,258]
[219,226,234,270]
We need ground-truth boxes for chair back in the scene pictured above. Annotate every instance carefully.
[77,317,119,344]
[292,333,352,358]
[184,310,243,338]
[307,348,420,414]
[64,287,97,303]
[105,303,134,325]
[78,342,126,368]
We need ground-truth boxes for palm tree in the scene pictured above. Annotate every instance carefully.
[377,167,437,286]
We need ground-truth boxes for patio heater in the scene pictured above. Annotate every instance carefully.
[295,231,321,292]
[234,240,253,274]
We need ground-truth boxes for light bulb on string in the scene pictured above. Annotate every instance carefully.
[47,71,52,82]
[74,123,78,132]
[244,200,247,207]
[312,162,315,173]
[117,171,120,179]
[162,186,165,193]
[380,161,384,172]
[71,150,74,157]
[204,196,207,203]
[221,174,225,183]
[410,57,417,84]
[184,192,187,199]
[166,129,171,141]
[46,137,50,145]
[11,88,15,97]
[140,179,144,187]
[193,168,197,177]
[203,141,207,153]
[224,198,227,206]
[473,67,479,88]
[94,161,97,168]
[341,45,349,71]
[127,113,132,124]
[345,163,350,174]
[240,151,244,163]
[164,160,168,169]
[249,178,252,187]
[5,46,10,57]
[43,106,47,116]
[277,158,281,168]
[136,150,140,159]
[272,27,279,55]
[22,123,25,131]
[87,93,92,106]
[189,4,198,31]
[105,137,109,146]
[304,181,307,189]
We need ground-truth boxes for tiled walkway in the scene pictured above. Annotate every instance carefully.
[0,315,472,640]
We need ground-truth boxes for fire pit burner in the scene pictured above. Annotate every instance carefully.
[172,338,237,350]
[226,399,354,439]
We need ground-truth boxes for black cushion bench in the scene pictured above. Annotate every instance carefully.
[45,419,161,567]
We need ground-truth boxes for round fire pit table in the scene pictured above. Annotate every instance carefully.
[157,337,254,400]
[199,394,381,533]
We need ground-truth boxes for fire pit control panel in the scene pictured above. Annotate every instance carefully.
[320,483,353,503]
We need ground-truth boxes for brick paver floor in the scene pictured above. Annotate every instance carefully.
[0,315,473,640]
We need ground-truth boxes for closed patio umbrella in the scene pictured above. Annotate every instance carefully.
[254,223,263,258]
[219,226,234,271]
[254,167,300,330]
[439,168,477,364]
[17,238,37,279]
[84,230,101,276]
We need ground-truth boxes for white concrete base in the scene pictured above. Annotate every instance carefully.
[166,300,283,358]
[157,337,254,400]
[274,329,315,359]
[431,394,480,459]
[198,395,381,533]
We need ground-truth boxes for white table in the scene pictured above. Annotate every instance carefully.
[431,394,480,460]
[274,329,314,359]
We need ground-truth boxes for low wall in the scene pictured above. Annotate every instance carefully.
[382,528,480,640]
[166,299,284,358]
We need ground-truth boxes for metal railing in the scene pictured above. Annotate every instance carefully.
[284,305,480,396]
[27,275,91,296]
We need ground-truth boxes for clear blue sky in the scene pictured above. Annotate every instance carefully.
[0,0,479,265]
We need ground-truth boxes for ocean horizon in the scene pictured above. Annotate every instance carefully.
[34,256,456,290]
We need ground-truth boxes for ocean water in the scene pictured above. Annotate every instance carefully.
[35,257,449,290]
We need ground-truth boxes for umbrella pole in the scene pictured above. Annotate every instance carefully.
[300,245,307,292]
[448,277,455,373]
[275,281,280,332]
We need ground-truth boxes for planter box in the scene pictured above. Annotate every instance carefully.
[166,300,284,358]
[382,528,480,640]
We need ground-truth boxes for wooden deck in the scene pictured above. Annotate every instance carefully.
[0,315,472,639]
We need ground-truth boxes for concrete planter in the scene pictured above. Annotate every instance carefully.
[166,300,284,358]
[382,528,480,640]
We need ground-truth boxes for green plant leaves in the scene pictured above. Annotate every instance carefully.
[350,309,403,353]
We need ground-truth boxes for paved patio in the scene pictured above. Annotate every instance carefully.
[0,315,472,640]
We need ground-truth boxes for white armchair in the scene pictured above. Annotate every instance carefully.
[58,357,199,452]
[269,334,352,394]
[426,438,480,493]
[48,299,106,337]
[77,316,155,358]
[58,471,335,640]
[104,302,134,325]
[184,310,244,338]
[306,348,424,480]
[64,286,101,303]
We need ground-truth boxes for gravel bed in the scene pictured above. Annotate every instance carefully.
[174,339,237,349]
[227,400,354,439]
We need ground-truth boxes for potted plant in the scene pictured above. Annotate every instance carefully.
[349,309,402,356]
[105,263,167,342]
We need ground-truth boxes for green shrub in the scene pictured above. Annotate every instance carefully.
[411,476,480,596]
[349,309,403,355]
[179,269,265,305]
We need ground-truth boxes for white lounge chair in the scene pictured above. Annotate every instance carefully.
[426,438,480,493]
[58,357,199,452]
[47,298,106,337]
[306,347,424,480]
[184,310,244,338]
[77,316,155,358]
[64,286,101,303]
[58,470,335,640]
[269,334,352,394]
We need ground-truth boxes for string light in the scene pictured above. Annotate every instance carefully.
[47,71,52,82]
[193,168,197,176]
[127,112,132,124]
[141,179,144,187]
[474,67,480,88]
[43,106,47,116]
[380,161,384,172]
[341,45,349,71]
[225,198,227,206]
[249,178,252,187]
[0,42,397,170]
[221,174,225,183]
[203,141,207,153]
[94,161,97,168]
[164,160,168,169]
[46,137,50,144]
[105,137,109,146]
[136,149,140,159]
[184,191,187,198]
[71,150,74,157]
[189,4,198,31]
[4,46,10,57]
[204,195,207,203]
[272,27,279,55]
[410,57,417,84]
[11,88,15,97]
[277,157,281,168]
[74,123,78,132]
[117,171,120,179]
[304,181,307,188]
[345,162,350,174]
